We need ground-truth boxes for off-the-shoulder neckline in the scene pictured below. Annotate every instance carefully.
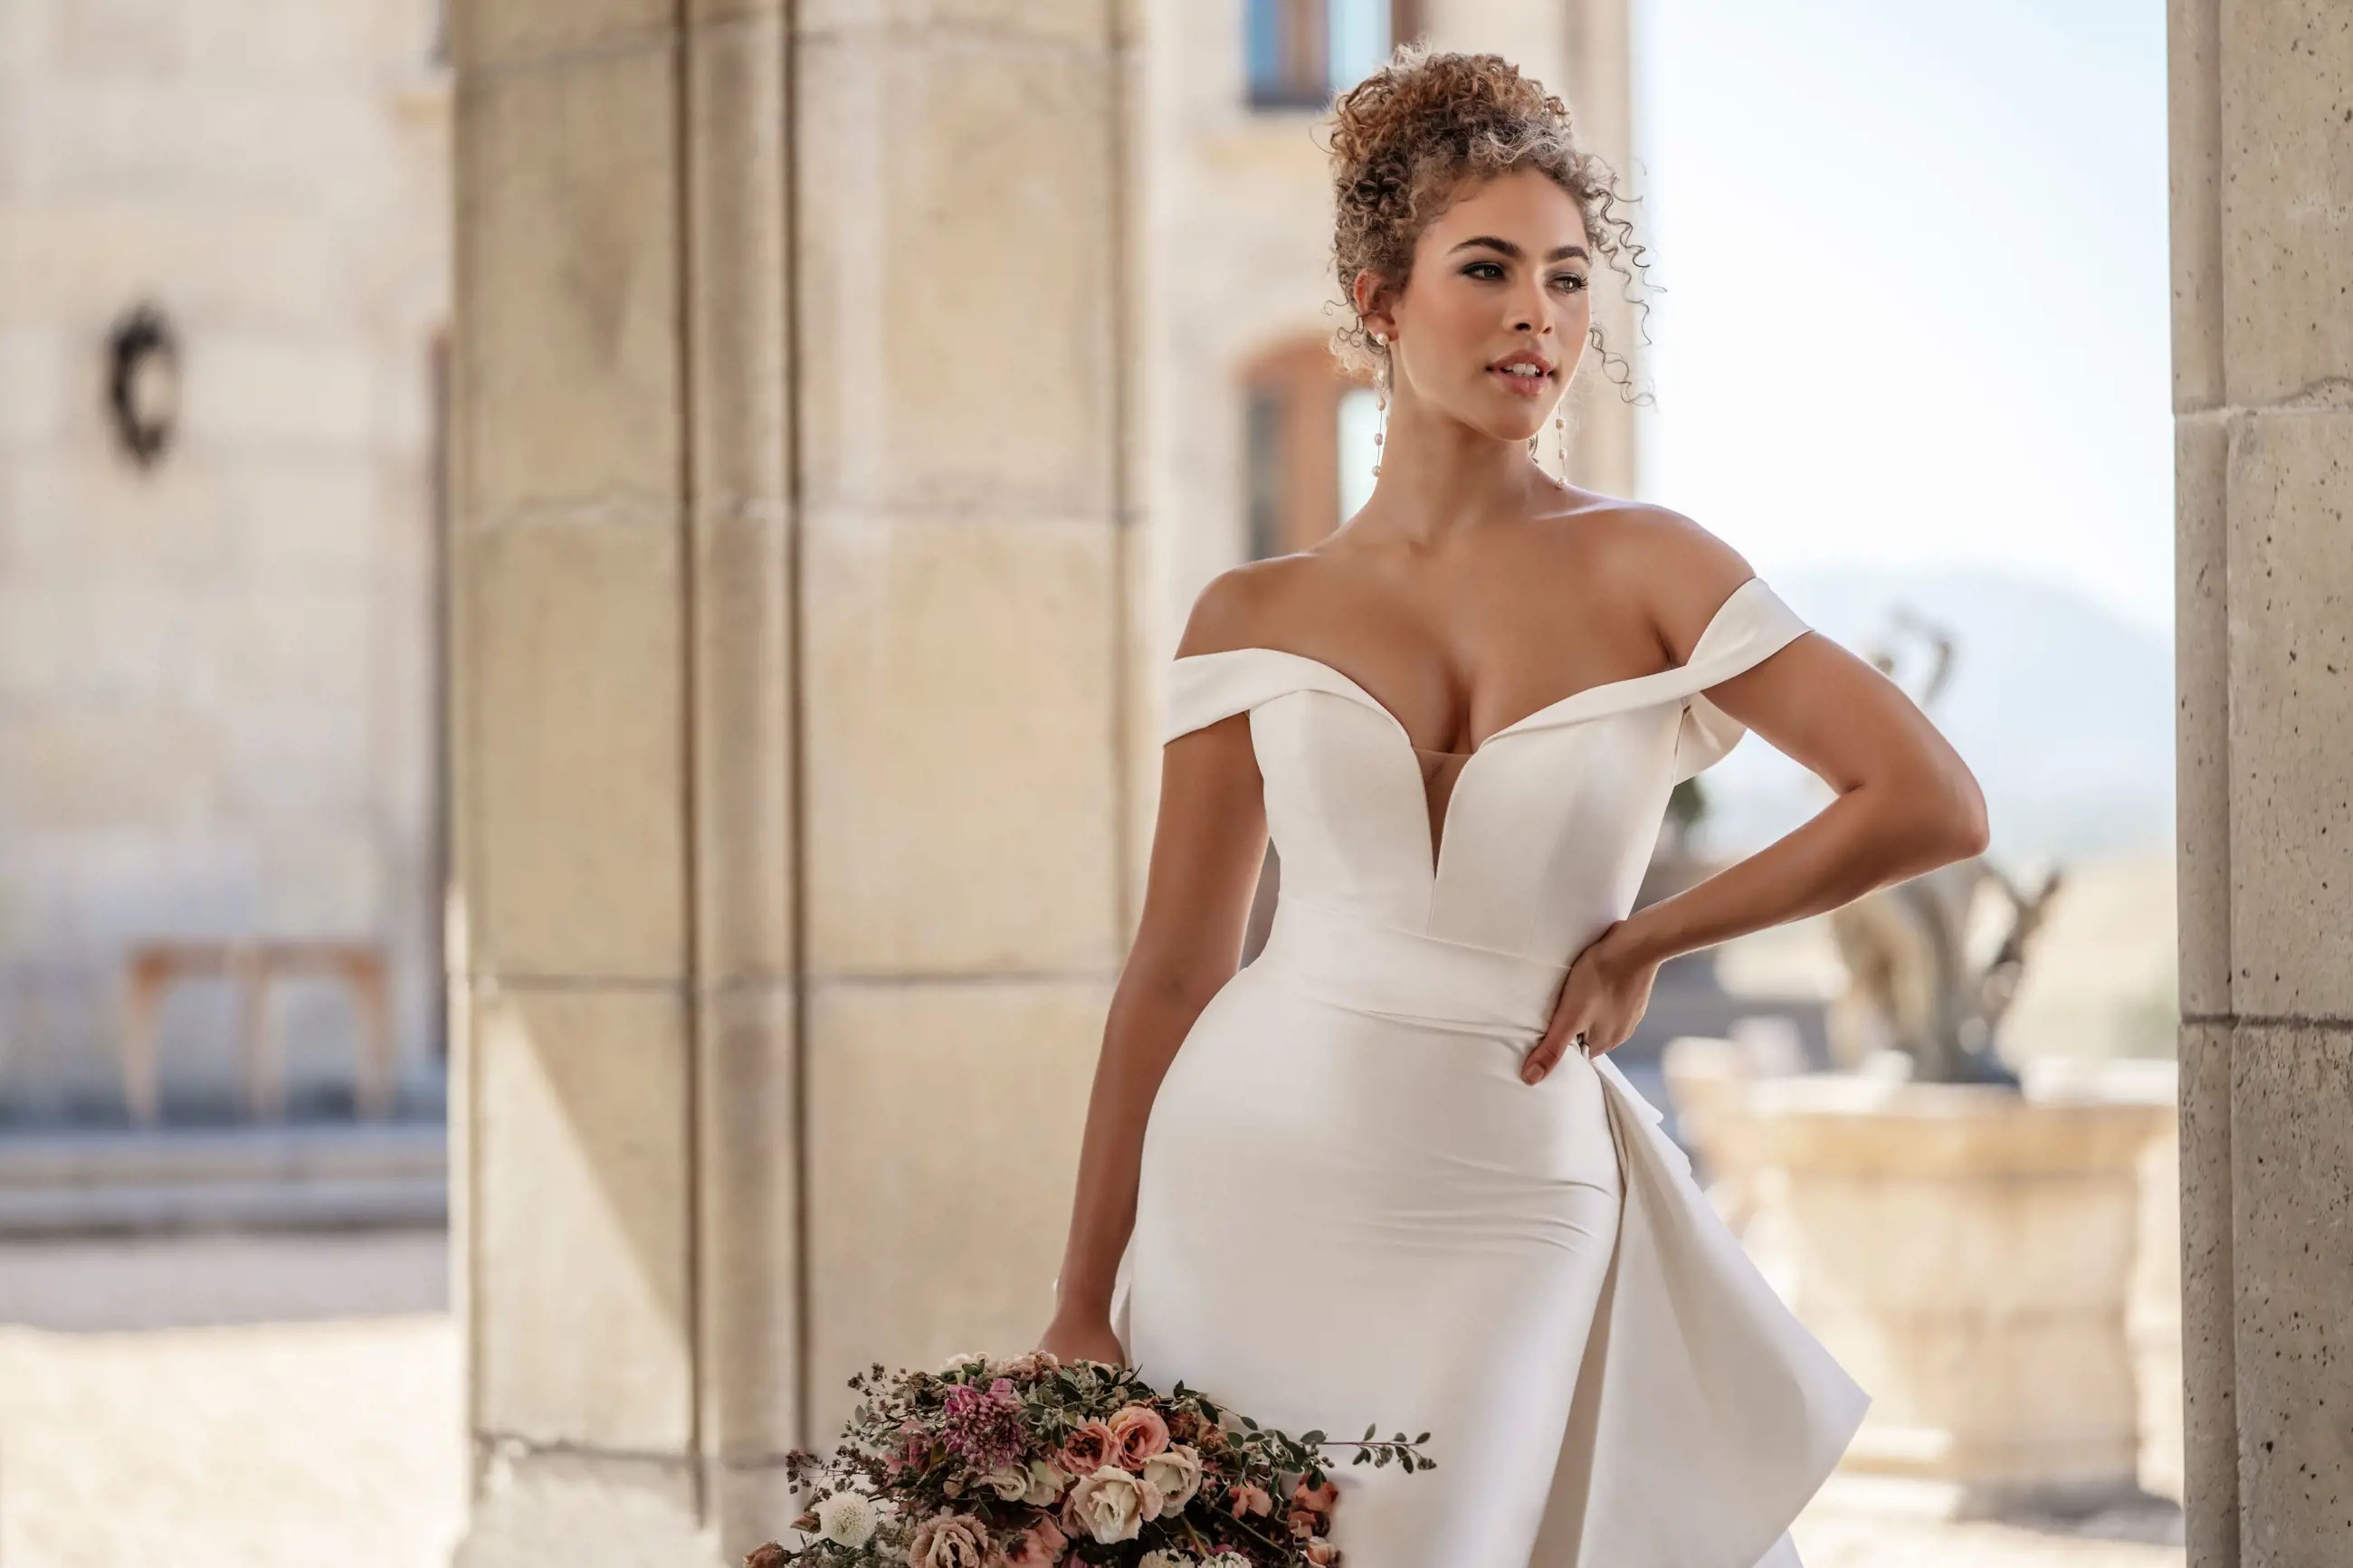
[1169,575,1775,762]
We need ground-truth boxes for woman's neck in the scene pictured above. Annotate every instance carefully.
[1355,399,1565,547]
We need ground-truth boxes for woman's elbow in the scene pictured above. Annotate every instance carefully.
[1861,759,1989,869]
[1114,938,1233,1022]
[1930,765,1992,862]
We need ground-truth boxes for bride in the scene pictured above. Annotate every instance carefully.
[1036,44,1988,1568]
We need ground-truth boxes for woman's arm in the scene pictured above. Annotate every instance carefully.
[1615,630,1988,969]
[1624,522,1991,968]
[1039,574,1275,1354]
[1526,515,1989,1077]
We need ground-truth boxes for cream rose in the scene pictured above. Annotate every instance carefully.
[1060,1462,1165,1544]
[904,1508,989,1568]
[1138,1442,1203,1510]
[1019,1458,1067,1506]
[979,1464,1031,1502]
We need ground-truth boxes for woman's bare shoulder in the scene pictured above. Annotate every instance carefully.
[1172,553,1333,660]
[1574,499,1765,658]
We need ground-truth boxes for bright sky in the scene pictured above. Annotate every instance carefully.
[1628,0,2174,638]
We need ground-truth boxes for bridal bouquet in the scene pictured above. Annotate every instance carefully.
[746,1348,1434,1567]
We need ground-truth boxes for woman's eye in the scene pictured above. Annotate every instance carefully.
[1553,273,1588,292]
[1464,261,1505,280]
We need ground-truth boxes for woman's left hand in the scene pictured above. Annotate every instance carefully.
[1521,919,1662,1083]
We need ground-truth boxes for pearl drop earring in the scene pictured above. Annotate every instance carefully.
[1371,331,1388,480]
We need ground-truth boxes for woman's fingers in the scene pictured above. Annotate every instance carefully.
[1522,1021,1588,1084]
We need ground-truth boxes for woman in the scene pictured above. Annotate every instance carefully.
[1038,44,1987,1568]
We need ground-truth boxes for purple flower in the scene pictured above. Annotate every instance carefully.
[939,1377,1027,1473]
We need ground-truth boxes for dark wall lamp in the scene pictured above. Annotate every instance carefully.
[106,300,180,469]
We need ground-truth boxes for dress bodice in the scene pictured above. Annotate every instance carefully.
[1161,575,1814,972]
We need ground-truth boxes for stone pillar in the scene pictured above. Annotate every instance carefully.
[790,0,1144,1440]
[447,1,1139,1561]
[2171,3,2353,1565]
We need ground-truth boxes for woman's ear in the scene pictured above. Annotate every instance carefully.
[1350,268,1396,342]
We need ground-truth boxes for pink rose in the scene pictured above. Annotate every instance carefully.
[1225,1480,1273,1519]
[1304,1535,1340,1565]
[991,1351,1052,1381]
[1056,1419,1118,1478]
[992,1516,1067,1568]
[1291,1476,1339,1515]
[1107,1403,1170,1468]
[906,1509,990,1568]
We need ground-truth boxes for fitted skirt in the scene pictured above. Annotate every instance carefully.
[1121,953,1624,1568]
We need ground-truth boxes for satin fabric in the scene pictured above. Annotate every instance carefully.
[1100,576,1869,1567]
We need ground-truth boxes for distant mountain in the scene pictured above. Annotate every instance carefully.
[1694,564,2175,867]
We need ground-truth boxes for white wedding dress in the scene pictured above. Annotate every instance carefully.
[1108,575,1871,1568]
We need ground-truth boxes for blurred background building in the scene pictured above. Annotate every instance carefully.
[0,5,452,1099]
[0,0,452,1225]
[3,1,2344,1566]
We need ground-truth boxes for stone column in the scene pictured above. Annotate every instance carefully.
[448,2,1139,1561]
[790,0,1145,1440]
[2171,4,2353,1566]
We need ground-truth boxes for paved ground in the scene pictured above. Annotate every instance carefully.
[1796,1513,2183,1568]
[0,1230,461,1568]
[0,1231,2181,1568]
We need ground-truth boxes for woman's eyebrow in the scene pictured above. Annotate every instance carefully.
[1447,235,1590,262]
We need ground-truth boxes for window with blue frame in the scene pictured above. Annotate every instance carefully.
[1245,0,1422,109]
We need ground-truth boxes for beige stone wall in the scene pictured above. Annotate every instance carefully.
[0,1,452,1117]
[1148,0,1640,628]
[2171,1,2353,1563]
[448,1,1143,1560]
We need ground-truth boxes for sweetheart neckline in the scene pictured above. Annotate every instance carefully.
[1167,575,1771,883]
[1168,574,1767,765]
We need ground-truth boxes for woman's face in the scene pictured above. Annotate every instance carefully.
[1364,166,1591,444]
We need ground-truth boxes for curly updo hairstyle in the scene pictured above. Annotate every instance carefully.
[1324,43,1653,404]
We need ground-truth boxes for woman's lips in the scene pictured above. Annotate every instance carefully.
[1488,366,1552,397]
